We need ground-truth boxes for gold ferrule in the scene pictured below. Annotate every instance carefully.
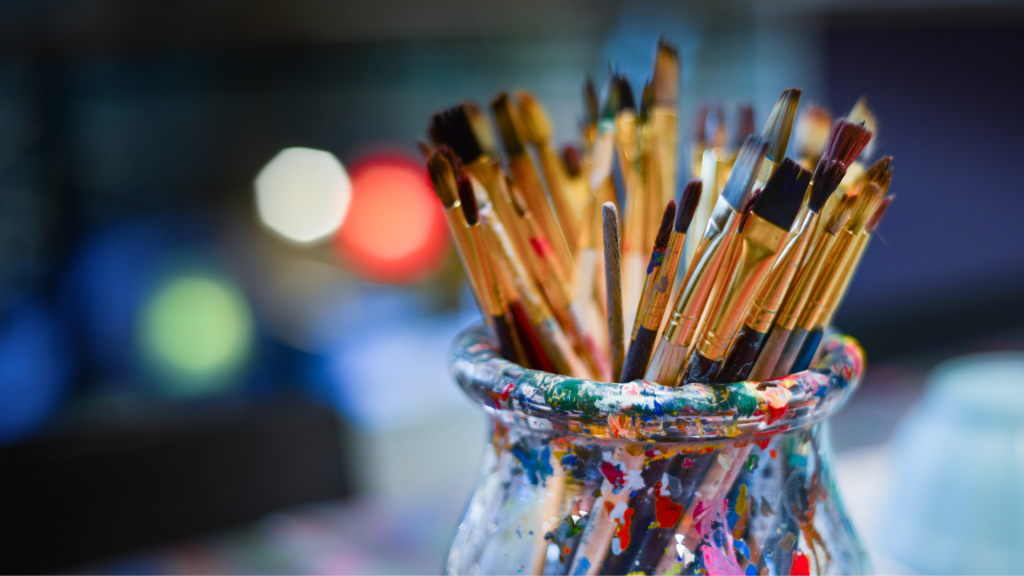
[798,228,858,330]
[775,229,839,331]
[696,214,788,361]
[614,112,638,163]
[821,232,870,327]
[744,211,818,333]
[663,198,740,346]
[637,231,686,334]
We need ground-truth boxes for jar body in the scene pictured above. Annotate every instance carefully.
[447,325,870,575]
[448,416,868,575]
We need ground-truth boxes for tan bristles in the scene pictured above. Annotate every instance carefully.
[427,151,458,207]
[862,156,893,193]
[653,37,680,106]
[795,105,832,161]
[825,195,855,235]
[517,91,553,146]
[463,101,497,159]
[847,182,884,232]
[867,195,894,232]
[491,93,527,158]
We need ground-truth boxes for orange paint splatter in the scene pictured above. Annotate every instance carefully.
[770,449,777,459]
[613,507,634,550]
[791,550,810,576]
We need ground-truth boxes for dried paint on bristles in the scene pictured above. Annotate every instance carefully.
[867,195,894,232]
[491,93,527,158]
[825,194,855,235]
[795,105,832,161]
[822,119,873,170]
[730,104,755,150]
[809,160,847,213]
[720,135,769,211]
[652,36,680,106]
[754,158,811,231]
[654,200,677,251]
[761,88,802,162]
[427,150,458,207]
[430,106,484,164]
[847,96,878,160]
[863,155,893,193]
[516,91,553,146]
[675,180,703,233]
[456,173,479,225]
[561,146,583,178]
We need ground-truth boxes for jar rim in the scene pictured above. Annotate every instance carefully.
[450,323,865,441]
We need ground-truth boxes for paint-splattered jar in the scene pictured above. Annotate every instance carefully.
[447,324,870,575]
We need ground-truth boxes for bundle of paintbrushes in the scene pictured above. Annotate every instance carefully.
[426,37,893,388]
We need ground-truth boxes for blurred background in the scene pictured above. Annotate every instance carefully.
[0,0,1022,573]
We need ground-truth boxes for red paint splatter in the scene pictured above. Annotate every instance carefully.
[754,436,772,450]
[563,546,571,555]
[500,382,514,402]
[654,482,683,528]
[770,449,777,459]
[604,500,615,514]
[600,461,626,490]
[529,236,554,258]
[683,458,694,468]
[791,551,810,576]
[645,449,657,457]
[613,507,634,550]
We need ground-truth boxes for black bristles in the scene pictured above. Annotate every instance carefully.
[601,70,620,121]
[720,135,768,211]
[491,93,526,158]
[808,160,847,213]
[457,174,479,226]
[615,74,636,112]
[638,80,653,123]
[753,158,810,231]
[761,88,801,162]
[729,104,755,150]
[674,180,703,233]
[822,119,873,168]
[431,106,483,164]
[585,76,599,126]
[654,200,676,251]
[562,145,583,178]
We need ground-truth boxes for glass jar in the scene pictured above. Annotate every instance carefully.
[447,324,870,575]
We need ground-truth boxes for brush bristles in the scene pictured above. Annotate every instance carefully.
[823,119,873,168]
[491,93,527,158]
[517,91,553,145]
[795,105,832,160]
[847,97,878,160]
[655,200,677,250]
[639,80,653,123]
[585,77,599,126]
[692,105,710,145]
[729,104,755,150]
[863,156,893,192]
[457,174,479,225]
[720,135,769,211]
[753,158,811,231]
[675,180,703,233]
[761,88,802,162]
[847,182,884,232]
[615,75,636,112]
[562,146,583,178]
[867,195,894,232]
[427,150,458,208]
[462,101,497,159]
[431,106,484,164]
[825,195,855,235]
[809,160,847,213]
[652,37,679,106]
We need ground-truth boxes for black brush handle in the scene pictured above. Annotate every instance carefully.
[775,327,809,376]
[491,313,519,363]
[680,351,720,385]
[715,325,768,383]
[792,326,824,372]
[620,326,659,382]
[748,325,789,381]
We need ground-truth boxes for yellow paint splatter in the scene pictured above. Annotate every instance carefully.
[737,484,748,516]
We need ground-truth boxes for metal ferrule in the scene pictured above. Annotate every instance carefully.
[775,228,840,331]
[696,213,788,362]
[638,231,686,333]
[798,227,860,330]
[821,231,870,326]
[663,197,739,346]
[744,211,818,333]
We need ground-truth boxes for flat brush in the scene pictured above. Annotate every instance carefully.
[755,88,801,187]
[685,105,726,268]
[681,158,808,384]
[811,118,874,221]
[650,37,681,224]
[603,203,625,381]
[747,194,855,381]
[645,136,768,386]
[492,93,575,278]
[716,160,839,383]
[621,181,701,382]
[518,91,580,254]
[620,200,676,381]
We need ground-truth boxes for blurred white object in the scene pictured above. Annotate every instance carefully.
[882,352,1024,575]
[255,147,352,244]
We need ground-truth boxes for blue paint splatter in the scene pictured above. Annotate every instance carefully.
[571,557,591,575]
[511,440,554,485]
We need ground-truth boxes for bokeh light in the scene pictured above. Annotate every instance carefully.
[255,147,352,244]
[333,154,448,284]
[139,274,253,397]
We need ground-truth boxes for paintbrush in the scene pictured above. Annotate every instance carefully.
[685,105,726,269]
[680,159,809,384]
[620,181,702,382]
[794,105,832,170]
[518,91,581,255]
[603,202,625,381]
[645,136,768,386]
[561,145,590,220]
[492,93,576,278]
[756,89,802,185]
[582,76,600,152]
[650,38,680,211]
[715,160,839,383]
[620,200,676,381]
